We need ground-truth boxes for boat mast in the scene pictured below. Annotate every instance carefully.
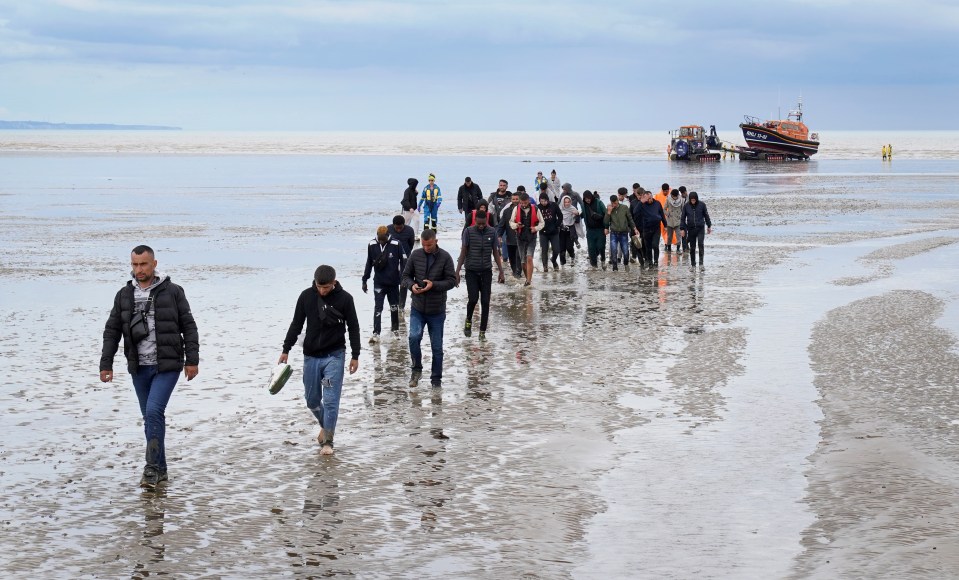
[789,95,804,123]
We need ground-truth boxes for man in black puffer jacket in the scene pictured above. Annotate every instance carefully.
[100,245,200,489]
[401,228,456,388]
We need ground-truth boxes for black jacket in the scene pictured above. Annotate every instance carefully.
[390,224,416,256]
[582,199,607,231]
[537,201,562,236]
[401,178,419,212]
[100,277,199,374]
[488,191,512,218]
[680,200,712,231]
[283,282,361,360]
[635,200,668,232]
[401,246,457,315]
[496,202,519,245]
[457,182,484,212]
[362,238,406,287]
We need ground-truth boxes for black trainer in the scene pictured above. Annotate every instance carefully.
[140,466,161,489]
[464,321,472,337]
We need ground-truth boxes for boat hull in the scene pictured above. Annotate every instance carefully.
[740,123,819,158]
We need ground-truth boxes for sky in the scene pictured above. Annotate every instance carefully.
[0,0,957,131]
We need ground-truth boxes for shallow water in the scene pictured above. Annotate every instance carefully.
[1,148,959,577]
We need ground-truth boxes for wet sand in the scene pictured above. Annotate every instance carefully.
[2,156,959,577]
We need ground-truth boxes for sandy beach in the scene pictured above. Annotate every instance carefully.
[2,140,959,578]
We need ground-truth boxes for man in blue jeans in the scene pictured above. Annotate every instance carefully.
[280,265,360,455]
[401,228,457,388]
[100,245,200,489]
[603,193,639,272]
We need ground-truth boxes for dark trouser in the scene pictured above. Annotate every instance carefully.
[131,365,179,471]
[399,285,408,309]
[640,229,660,266]
[687,228,705,264]
[373,284,399,334]
[586,229,607,266]
[465,268,493,331]
[559,227,576,264]
[539,231,560,268]
[507,244,520,275]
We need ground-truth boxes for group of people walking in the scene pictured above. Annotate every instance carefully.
[401,171,713,271]
[98,171,713,485]
[371,171,715,381]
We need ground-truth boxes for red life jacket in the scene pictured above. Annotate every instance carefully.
[514,204,538,231]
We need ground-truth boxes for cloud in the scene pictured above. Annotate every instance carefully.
[0,0,956,129]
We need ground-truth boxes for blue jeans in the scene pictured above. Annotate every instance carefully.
[409,308,446,382]
[131,365,179,471]
[303,351,346,444]
[609,231,629,265]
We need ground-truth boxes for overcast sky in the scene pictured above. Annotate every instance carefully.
[1,0,956,130]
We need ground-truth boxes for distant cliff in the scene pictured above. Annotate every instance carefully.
[0,120,182,130]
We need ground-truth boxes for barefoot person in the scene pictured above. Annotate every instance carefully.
[99,245,199,489]
[280,265,360,455]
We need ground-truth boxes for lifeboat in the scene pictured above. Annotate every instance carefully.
[739,98,819,159]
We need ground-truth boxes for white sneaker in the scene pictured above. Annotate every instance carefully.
[369,333,380,344]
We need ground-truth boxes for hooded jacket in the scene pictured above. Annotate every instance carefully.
[680,193,712,231]
[664,193,685,228]
[283,281,361,360]
[561,183,583,211]
[401,178,419,211]
[100,275,199,374]
[582,196,607,231]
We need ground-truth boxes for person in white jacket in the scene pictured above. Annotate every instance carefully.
[547,169,563,203]
[509,191,545,287]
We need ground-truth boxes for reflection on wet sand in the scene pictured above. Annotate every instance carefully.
[132,494,167,579]
[4,153,959,577]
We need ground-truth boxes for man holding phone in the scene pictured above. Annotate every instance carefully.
[401,229,457,388]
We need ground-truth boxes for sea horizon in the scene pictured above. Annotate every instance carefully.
[2,129,957,160]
